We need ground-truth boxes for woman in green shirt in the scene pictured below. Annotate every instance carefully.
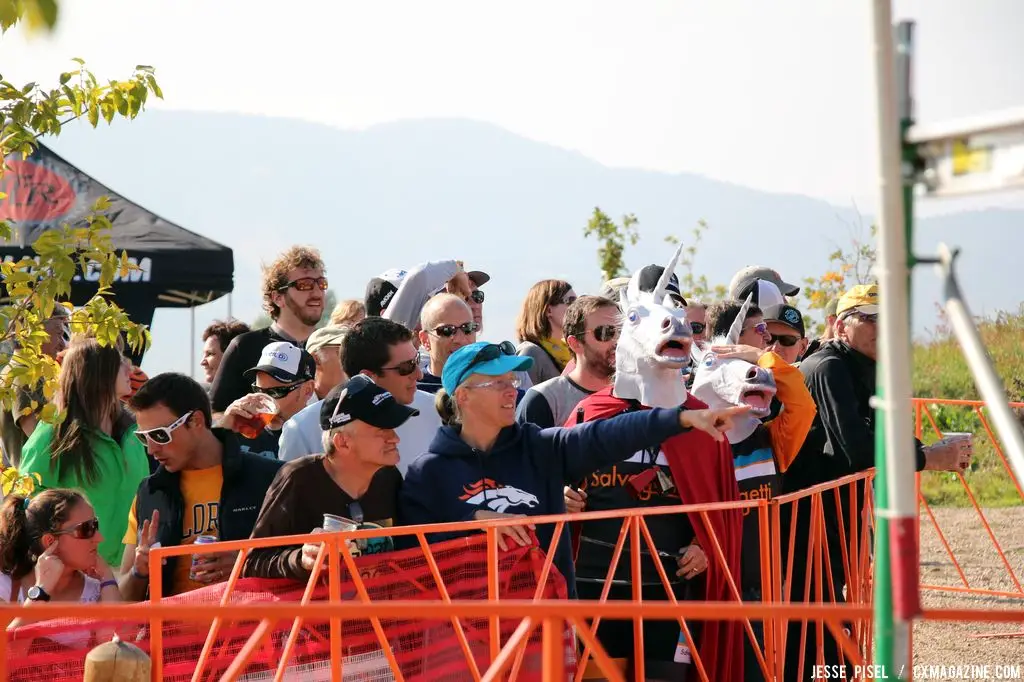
[20,336,149,568]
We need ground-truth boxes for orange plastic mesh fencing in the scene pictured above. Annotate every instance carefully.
[6,534,577,681]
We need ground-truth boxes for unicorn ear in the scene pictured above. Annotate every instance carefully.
[726,293,754,345]
[652,241,686,305]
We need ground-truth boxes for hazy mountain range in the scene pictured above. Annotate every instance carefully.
[38,110,1024,377]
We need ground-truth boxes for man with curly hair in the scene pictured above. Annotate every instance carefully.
[209,246,326,415]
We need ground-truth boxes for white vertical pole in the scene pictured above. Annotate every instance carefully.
[190,306,196,379]
[869,0,918,673]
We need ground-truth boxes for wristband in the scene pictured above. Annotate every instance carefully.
[100,579,118,590]
[130,566,148,581]
[677,406,693,431]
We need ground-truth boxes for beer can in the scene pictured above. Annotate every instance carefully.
[190,534,218,580]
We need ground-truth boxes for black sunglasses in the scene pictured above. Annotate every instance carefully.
[278,276,328,293]
[379,358,420,377]
[768,334,801,347]
[455,342,516,387]
[430,322,480,338]
[689,322,706,335]
[52,517,101,540]
[252,382,306,399]
[469,290,485,304]
[589,325,620,342]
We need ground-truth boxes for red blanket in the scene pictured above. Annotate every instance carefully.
[566,386,745,681]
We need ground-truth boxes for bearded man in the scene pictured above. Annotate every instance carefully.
[516,295,618,429]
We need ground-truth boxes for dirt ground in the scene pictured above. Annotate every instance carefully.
[914,507,1024,669]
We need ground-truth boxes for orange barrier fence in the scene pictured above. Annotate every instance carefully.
[1,396,1022,679]
[913,398,1024,600]
[2,472,879,681]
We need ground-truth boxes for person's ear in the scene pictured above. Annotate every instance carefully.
[566,333,583,357]
[418,328,431,350]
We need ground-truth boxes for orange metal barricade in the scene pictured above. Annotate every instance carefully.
[912,398,1024,600]
[1,396,1022,680]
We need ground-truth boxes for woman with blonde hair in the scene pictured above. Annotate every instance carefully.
[515,279,576,385]
[19,336,149,568]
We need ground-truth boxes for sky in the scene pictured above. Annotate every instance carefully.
[2,0,1024,375]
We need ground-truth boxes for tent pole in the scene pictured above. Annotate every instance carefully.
[190,306,196,379]
[228,293,233,320]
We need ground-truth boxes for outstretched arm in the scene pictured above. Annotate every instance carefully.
[542,405,751,483]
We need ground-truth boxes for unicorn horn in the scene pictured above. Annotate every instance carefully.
[653,241,686,305]
[726,293,754,345]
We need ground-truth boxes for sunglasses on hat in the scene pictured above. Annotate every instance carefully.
[430,322,480,338]
[135,410,194,446]
[278,277,328,293]
[52,517,101,540]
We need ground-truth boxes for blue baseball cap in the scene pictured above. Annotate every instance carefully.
[441,342,533,394]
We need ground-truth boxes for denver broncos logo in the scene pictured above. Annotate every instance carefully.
[459,478,540,513]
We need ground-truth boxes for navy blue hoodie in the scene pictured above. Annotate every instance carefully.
[397,407,688,595]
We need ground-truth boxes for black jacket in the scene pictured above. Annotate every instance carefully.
[134,428,283,597]
[782,339,925,494]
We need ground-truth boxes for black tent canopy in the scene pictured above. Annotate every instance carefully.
[0,144,234,358]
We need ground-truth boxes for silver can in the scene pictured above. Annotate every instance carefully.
[190,534,218,580]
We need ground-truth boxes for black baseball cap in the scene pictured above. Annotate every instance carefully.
[763,303,806,338]
[636,265,687,307]
[320,374,420,431]
[364,268,407,317]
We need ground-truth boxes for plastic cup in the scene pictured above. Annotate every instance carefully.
[323,514,361,557]
[237,394,278,439]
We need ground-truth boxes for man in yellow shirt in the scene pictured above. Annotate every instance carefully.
[118,373,282,600]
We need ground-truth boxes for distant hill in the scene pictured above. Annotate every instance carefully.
[36,110,1024,377]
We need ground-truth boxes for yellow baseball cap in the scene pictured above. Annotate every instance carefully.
[836,284,879,317]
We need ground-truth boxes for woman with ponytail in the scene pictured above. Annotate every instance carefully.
[398,341,750,595]
[0,489,122,632]
[19,335,149,568]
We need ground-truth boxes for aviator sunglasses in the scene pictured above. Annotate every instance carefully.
[689,321,706,335]
[468,290,485,304]
[135,410,195,446]
[588,325,621,342]
[51,517,101,540]
[278,276,328,293]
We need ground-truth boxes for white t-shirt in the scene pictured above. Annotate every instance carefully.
[278,389,441,475]
[2,571,102,647]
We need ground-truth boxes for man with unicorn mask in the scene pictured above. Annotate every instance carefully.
[565,243,745,682]
[691,292,817,681]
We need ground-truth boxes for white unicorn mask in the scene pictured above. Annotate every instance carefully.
[690,293,777,443]
[612,242,694,409]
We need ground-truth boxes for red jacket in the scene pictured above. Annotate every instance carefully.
[566,386,744,681]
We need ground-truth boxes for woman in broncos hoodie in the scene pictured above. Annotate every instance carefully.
[397,341,749,594]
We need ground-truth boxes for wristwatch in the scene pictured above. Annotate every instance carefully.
[26,585,51,602]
